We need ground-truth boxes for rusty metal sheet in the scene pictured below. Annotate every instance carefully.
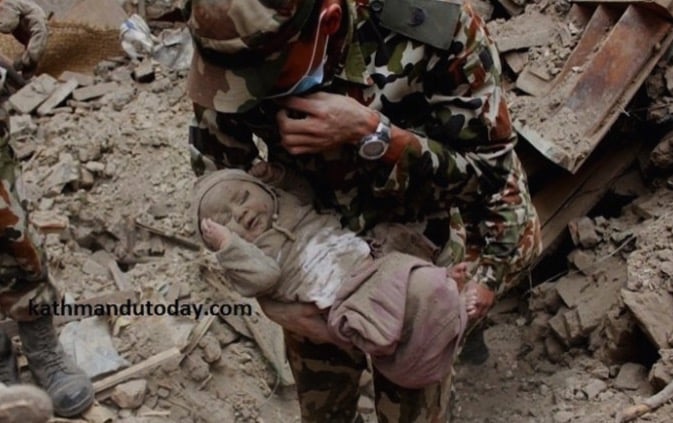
[514,4,673,173]
[573,0,673,19]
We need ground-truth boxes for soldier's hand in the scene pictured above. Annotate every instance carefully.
[13,56,36,80]
[275,92,379,155]
[463,280,495,322]
[257,297,352,349]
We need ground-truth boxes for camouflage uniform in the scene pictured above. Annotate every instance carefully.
[185,0,542,421]
[0,0,55,321]
[0,109,56,322]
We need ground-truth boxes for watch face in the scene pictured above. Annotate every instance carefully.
[361,139,386,158]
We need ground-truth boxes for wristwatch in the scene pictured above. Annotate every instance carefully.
[358,113,391,160]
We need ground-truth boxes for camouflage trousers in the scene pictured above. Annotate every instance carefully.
[285,331,453,423]
[0,125,56,322]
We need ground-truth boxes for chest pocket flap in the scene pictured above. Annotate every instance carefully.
[379,0,461,50]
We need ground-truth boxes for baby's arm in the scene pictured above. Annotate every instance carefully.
[201,219,281,297]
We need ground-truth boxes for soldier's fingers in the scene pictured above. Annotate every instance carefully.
[284,144,322,155]
[277,109,324,136]
[276,95,321,115]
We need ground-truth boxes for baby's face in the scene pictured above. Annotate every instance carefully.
[211,180,274,242]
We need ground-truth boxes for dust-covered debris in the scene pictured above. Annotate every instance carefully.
[4,1,673,422]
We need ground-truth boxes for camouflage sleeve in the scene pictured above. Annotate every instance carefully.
[380,4,528,288]
[471,150,536,292]
[189,104,260,175]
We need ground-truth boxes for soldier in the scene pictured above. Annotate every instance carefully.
[185,0,542,421]
[0,1,94,418]
[0,0,48,79]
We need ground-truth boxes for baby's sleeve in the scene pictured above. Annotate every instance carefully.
[213,232,281,297]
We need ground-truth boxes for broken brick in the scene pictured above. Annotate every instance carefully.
[9,74,58,114]
[72,82,119,101]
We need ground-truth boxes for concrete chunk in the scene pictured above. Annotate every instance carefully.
[549,310,571,346]
[132,60,155,83]
[504,51,528,74]
[9,74,58,114]
[488,12,558,52]
[568,217,601,248]
[37,79,78,116]
[567,249,596,275]
[58,70,95,86]
[516,68,552,97]
[110,379,147,409]
[614,363,648,390]
[555,275,590,309]
[622,289,673,350]
[72,82,118,101]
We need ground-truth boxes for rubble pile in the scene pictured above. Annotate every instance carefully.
[1,0,673,422]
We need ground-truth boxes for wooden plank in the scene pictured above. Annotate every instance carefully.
[533,140,640,262]
[135,219,201,251]
[93,347,182,394]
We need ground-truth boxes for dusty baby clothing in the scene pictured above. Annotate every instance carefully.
[193,169,467,388]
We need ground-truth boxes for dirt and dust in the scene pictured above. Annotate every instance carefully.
[3,0,673,422]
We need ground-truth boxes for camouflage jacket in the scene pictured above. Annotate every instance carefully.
[190,0,538,288]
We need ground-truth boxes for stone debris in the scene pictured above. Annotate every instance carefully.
[72,82,120,101]
[110,379,148,410]
[487,11,559,52]
[582,378,608,400]
[0,1,671,422]
[614,363,649,391]
[9,74,58,114]
[59,317,130,379]
[568,216,601,249]
[29,210,69,233]
[58,70,95,87]
[36,79,78,116]
[132,60,156,83]
[621,290,673,350]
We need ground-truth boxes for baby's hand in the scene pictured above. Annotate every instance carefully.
[201,218,232,250]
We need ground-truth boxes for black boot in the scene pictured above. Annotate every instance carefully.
[0,332,18,385]
[18,315,94,417]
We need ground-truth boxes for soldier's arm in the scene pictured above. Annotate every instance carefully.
[17,0,48,67]
[377,4,528,286]
[0,0,21,34]
[378,3,511,188]
[189,104,260,175]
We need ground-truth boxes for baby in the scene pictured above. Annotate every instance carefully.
[193,167,468,388]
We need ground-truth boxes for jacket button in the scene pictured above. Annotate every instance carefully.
[409,7,426,27]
